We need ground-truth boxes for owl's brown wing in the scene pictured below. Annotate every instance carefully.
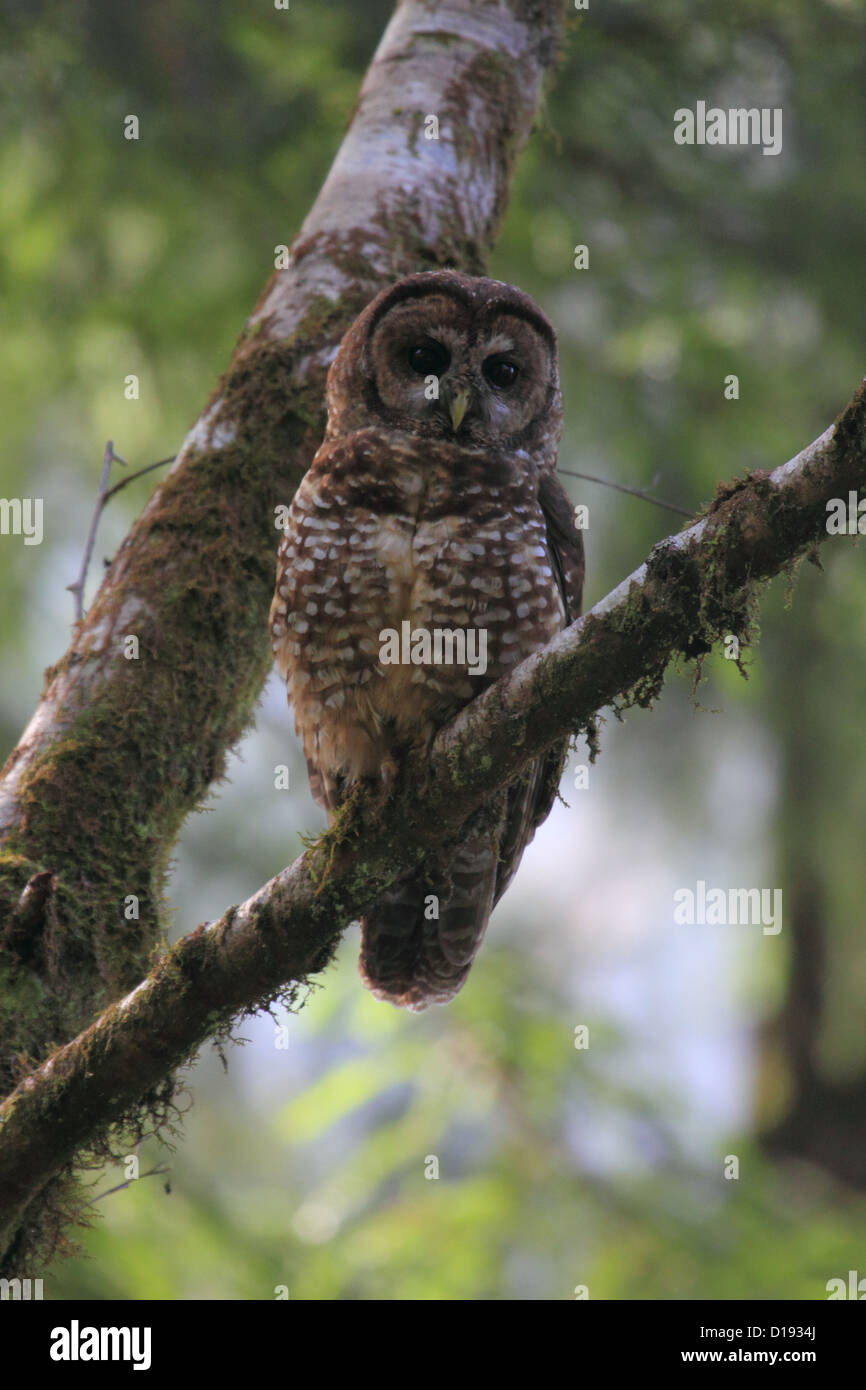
[492,469,585,905]
[538,469,586,624]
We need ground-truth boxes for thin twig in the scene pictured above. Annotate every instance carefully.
[67,444,174,623]
[558,465,693,519]
[66,441,121,624]
[103,455,176,504]
[88,1163,171,1207]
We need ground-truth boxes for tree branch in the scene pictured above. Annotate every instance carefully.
[2,381,864,1260]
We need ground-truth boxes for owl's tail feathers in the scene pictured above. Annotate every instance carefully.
[359,838,498,1011]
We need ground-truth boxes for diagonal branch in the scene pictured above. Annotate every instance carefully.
[2,381,864,1261]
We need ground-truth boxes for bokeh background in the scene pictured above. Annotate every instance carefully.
[2,0,866,1299]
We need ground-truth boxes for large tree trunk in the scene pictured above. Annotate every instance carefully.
[0,0,568,1271]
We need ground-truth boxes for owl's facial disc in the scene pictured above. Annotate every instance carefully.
[369,293,554,445]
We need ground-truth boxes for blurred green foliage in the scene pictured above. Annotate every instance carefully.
[2,0,866,1299]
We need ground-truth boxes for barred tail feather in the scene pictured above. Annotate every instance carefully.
[359,837,498,1011]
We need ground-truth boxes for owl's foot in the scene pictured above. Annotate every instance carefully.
[379,753,399,790]
[377,720,436,798]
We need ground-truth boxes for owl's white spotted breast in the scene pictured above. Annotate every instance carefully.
[269,427,565,798]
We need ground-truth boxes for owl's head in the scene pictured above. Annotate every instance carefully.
[324,271,562,461]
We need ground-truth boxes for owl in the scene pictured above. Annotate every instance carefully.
[270,271,584,1010]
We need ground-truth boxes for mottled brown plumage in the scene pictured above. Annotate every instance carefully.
[270,271,584,1009]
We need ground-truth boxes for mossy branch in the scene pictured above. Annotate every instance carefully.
[2,380,865,1264]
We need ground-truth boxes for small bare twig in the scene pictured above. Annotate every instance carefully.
[66,441,122,624]
[88,1164,171,1207]
[558,465,693,519]
[104,455,176,505]
[67,443,175,623]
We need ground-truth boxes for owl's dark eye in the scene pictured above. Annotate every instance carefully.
[407,341,450,376]
[483,356,519,389]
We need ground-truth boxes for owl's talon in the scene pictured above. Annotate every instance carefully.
[380,755,399,789]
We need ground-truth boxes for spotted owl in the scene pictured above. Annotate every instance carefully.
[270,271,584,1010]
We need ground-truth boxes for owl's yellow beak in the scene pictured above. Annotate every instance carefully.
[449,387,471,433]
